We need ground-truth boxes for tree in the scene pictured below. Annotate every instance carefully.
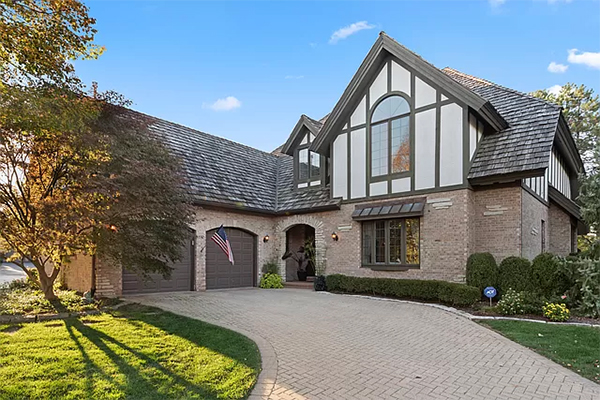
[1,0,103,86]
[0,86,194,299]
[579,144,600,231]
[532,83,600,171]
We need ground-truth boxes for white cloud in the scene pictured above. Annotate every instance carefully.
[285,75,304,80]
[547,84,562,95]
[489,0,506,6]
[329,21,375,44]
[547,61,568,73]
[547,0,573,4]
[567,49,600,70]
[203,96,241,111]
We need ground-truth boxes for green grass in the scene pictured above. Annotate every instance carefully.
[481,320,600,383]
[0,304,261,399]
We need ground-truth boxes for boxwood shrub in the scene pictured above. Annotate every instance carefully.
[466,252,498,292]
[499,256,532,293]
[324,274,480,306]
[531,253,561,297]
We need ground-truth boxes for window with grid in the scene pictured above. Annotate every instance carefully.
[370,95,411,178]
[362,218,420,267]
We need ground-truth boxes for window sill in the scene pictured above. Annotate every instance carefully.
[362,264,420,271]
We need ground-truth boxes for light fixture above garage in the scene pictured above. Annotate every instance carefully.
[331,232,339,241]
[263,235,269,243]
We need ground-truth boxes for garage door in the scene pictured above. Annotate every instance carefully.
[122,235,195,295]
[206,227,256,289]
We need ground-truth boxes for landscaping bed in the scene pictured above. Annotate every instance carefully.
[480,320,600,383]
[0,279,118,316]
[0,304,261,400]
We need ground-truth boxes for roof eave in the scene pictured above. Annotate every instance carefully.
[468,168,547,185]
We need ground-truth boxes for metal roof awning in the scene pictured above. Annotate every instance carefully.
[351,198,426,221]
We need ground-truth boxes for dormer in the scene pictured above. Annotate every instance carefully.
[281,115,328,189]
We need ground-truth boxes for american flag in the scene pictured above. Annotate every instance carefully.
[211,225,235,265]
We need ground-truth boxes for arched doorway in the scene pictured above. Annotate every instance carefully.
[284,224,316,282]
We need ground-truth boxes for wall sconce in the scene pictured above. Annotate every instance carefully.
[263,235,270,243]
[331,232,339,241]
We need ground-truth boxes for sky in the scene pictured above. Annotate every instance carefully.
[74,0,600,153]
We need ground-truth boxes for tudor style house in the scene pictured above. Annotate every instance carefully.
[63,32,585,296]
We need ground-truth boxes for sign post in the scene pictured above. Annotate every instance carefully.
[483,286,497,307]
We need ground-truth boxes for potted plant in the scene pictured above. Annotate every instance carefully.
[282,246,309,281]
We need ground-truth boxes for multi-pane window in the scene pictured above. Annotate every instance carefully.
[362,218,420,266]
[370,96,411,178]
[296,133,322,186]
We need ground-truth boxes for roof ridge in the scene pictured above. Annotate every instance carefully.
[442,67,561,110]
[125,107,281,161]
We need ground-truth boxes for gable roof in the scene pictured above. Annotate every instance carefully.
[441,68,573,181]
[280,114,323,156]
[126,109,339,214]
[311,31,507,154]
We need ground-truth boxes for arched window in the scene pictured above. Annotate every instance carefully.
[370,95,411,177]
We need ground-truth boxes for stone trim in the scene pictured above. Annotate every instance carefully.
[275,215,327,282]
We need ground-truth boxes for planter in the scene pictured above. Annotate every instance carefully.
[313,275,327,291]
[297,270,308,281]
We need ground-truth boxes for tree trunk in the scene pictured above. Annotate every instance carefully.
[36,265,59,300]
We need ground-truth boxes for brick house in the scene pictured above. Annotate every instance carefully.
[63,32,585,296]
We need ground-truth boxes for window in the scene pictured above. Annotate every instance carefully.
[362,218,420,267]
[370,96,411,178]
[296,132,322,187]
[541,220,546,253]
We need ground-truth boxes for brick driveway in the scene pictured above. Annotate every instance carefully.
[126,289,599,400]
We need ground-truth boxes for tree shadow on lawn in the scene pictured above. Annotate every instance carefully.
[65,318,223,399]
[112,304,261,370]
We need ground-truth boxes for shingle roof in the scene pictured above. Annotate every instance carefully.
[442,68,561,180]
[129,110,338,214]
[128,63,565,214]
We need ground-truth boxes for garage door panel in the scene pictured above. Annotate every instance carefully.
[122,235,194,295]
[206,227,256,289]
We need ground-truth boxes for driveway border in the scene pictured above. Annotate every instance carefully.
[323,292,600,328]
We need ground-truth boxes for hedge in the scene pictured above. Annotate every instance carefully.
[499,256,532,293]
[325,274,480,306]
[531,253,561,297]
[466,252,498,292]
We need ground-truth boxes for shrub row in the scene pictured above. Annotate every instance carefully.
[325,274,480,306]
[466,252,569,297]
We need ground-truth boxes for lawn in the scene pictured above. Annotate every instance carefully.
[0,304,261,400]
[480,320,600,383]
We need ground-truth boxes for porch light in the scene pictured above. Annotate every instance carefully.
[331,232,339,241]
[263,235,269,243]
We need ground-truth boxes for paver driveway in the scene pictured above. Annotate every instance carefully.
[127,289,600,400]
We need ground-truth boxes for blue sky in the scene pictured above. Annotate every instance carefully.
[74,0,600,152]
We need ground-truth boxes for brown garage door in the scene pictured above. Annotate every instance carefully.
[122,235,195,295]
[206,227,256,289]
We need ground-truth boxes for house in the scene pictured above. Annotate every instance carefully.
[62,32,585,296]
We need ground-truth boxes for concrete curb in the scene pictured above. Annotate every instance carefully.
[319,292,600,328]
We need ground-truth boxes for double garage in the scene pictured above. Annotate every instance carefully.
[122,227,257,295]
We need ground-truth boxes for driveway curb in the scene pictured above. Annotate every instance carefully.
[322,292,600,328]
[122,300,278,400]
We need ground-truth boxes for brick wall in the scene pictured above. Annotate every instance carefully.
[194,207,278,289]
[61,254,93,293]
[521,189,549,260]
[282,190,473,283]
[472,185,522,262]
[548,201,573,256]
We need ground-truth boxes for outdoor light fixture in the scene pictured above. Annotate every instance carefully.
[331,232,339,241]
[263,235,269,243]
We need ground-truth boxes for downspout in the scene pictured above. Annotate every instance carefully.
[91,254,97,297]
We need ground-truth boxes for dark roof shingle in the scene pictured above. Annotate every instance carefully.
[442,68,561,179]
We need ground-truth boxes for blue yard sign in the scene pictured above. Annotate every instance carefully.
[484,286,497,306]
[484,287,497,298]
